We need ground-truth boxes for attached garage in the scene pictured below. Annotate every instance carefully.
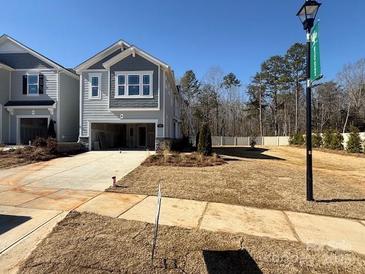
[90,122,156,150]
[19,117,49,144]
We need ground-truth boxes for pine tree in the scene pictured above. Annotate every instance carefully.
[346,126,363,153]
[331,130,344,150]
[312,133,323,148]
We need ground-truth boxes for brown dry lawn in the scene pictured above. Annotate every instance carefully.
[19,212,365,274]
[110,146,365,219]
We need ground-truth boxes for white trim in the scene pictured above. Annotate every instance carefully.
[16,115,50,145]
[88,73,102,100]
[87,119,158,150]
[0,63,14,71]
[74,40,131,73]
[5,104,56,110]
[102,47,169,69]
[114,71,153,98]
[157,65,160,110]
[56,72,60,141]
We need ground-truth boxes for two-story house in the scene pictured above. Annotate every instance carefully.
[0,34,79,145]
[75,40,182,150]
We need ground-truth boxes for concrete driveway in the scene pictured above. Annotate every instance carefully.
[0,150,150,273]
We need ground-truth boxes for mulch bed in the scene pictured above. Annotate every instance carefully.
[19,212,365,274]
[142,152,225,167]
[0,147,58,169]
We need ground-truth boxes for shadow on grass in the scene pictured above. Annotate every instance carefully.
[315,198,365,203]
[0,214,31,235]
[213,147,284,161]
[203,249,262,274]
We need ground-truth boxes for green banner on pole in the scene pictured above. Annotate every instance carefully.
[310,22,321,81]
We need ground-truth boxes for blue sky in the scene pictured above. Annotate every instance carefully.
[1,0,364,85]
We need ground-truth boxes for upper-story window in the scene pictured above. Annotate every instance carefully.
[115,71,153,98]
[89,73,101,99]
[28,75,39,95]
[22,74,44,96]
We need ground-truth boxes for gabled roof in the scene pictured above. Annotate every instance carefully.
[102,45,170,69]
[0,34,78,79]
[74,39,131,73]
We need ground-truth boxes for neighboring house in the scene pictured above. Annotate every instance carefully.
[0,34,79,145]
[75,39,182,150]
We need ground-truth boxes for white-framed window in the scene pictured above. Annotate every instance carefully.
[114,71,153,98]
[28,74,39,95]
[89,73,101,99]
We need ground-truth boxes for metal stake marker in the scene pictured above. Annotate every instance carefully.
[151,184,162,265]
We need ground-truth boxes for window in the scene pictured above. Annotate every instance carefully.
[89,73,101,99]
[116,75,125,96]
[114,71,153,98]
[128,75,140,96]
[28,75,39,95]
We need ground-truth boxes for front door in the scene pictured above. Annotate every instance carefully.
[138,126,147,147]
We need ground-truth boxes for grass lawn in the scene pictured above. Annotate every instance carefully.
[19,212,365,274]
[109,146,365,219]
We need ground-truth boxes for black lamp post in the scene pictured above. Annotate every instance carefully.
[296,0,321,201]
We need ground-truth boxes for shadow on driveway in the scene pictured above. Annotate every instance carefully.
[213,147,284,161]
[0,214,31,235]
[203,249,262,274]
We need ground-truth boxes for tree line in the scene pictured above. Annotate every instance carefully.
[179,43,365,138]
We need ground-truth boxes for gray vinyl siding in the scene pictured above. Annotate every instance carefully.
[87,49,122,69]
[109,54,159,108]
[59,72,79,141]
[0,69,10,143]
[80,70,164,137]
[10,70,58,101]
[0,53,53,69]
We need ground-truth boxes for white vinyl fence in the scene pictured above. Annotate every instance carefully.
[192,132,365,148]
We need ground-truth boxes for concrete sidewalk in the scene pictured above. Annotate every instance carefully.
[0,150,151,273]
[77,193,365,256]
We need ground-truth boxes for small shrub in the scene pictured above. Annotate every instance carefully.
[289,133,305,146]
[312,133,323,148]
[197,123,212,156]
[346,126,363,153]
[33,137,47,147]
[330,130,344,150]
[250,135,257,149]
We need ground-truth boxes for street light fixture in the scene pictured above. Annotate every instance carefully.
[296,0,321,201]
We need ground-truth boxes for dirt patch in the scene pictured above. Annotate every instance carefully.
[142,152,225,167]
[0,147,58,169]
[0,146,83,169]
[109,146,365,219]
[19,212,365,274]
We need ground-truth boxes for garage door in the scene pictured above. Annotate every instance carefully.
[20,118,48,144]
